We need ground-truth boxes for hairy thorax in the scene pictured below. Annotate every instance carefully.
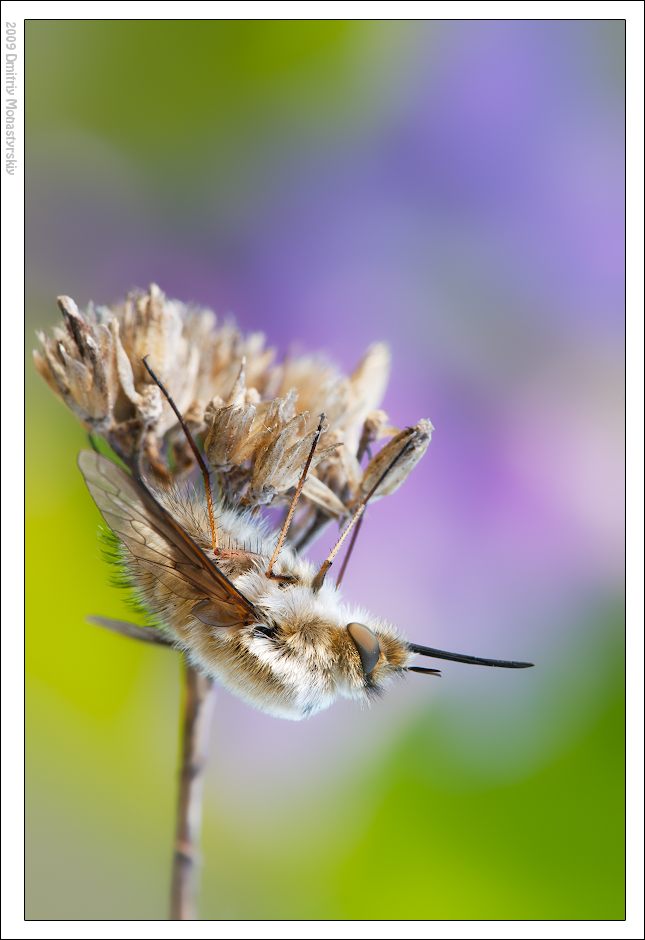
[125,488,412,719]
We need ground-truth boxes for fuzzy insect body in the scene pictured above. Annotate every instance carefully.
[80,450,416,720]
[80,446,533,720]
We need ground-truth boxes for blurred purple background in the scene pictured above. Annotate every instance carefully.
[26,19,625,919]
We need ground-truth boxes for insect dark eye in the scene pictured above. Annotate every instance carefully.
[347,622,381,676]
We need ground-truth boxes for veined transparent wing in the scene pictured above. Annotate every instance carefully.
[78,450,262,628]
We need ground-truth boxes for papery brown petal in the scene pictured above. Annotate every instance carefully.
[111,318,141,407]
[229,425,272,465]
[251,413,306,485]
[276,438,339,493]
[205,403,257,469]
[58,345,92,413]
[43,341,73,393]
[227,358,247,407]
[300,475,349,518]
[91,322,116,412]
[137,385,163,425]
[33,346,62,398]
[182,399,206,428]
[230,390,298,466]
[361,419,433,499]
[203,395,226,426]
[334,442,363,497]
[349,343,391,414]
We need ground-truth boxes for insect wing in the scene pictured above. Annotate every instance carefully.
[78,450,261,628]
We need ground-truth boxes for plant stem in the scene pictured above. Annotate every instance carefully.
[170,662,216,920]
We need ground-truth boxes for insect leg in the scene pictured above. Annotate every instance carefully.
[312,429,419,591]
[265,412,326,579]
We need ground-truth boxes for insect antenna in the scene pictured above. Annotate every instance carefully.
[312,427,419,592]
[409,643,534,669]
[142,356,219,554]
[407,665,442,677]
[265,412,327,579]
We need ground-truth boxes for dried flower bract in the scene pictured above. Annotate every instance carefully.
[35,284,432,549]
[36,284,534,927]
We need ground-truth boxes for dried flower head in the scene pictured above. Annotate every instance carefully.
[34,284,432,547]
[34,284,539,925]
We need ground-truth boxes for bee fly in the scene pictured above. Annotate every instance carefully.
[80,362,533,720]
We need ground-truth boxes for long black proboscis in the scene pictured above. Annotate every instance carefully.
[409,643,534,669]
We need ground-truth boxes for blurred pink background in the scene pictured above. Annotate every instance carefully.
[26,19,625,919]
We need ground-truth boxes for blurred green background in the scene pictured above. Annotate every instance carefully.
[26,20,624,920]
